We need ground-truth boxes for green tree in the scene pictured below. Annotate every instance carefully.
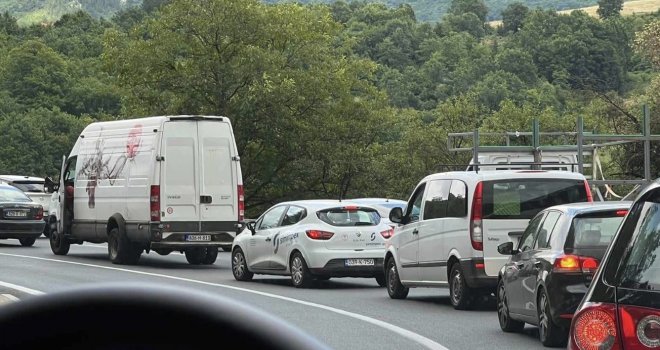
[597,0,624,19]
[501,2,529,33]
[448,0,488,22]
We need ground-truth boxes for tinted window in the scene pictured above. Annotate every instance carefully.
[424,180,450,220]
[567,212,626,249]
[0,187,31,202]
[535,211,561,249]
[617,202,660,291]
[11,182,44,193]
[483,179,587,219]
[258,206,287,230]
[447,180,467,217]
[65,157,77,183]
[317,208,380,227]
[405,184,426,223]
[519,213,544,252]
[281,206,306,226]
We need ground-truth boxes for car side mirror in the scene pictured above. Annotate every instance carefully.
[389,207,403,224]
[497,242,517,255]
[246,221,256,235]
[44,176,58,193]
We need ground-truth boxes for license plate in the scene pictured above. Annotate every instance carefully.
[185,235,211,242]
[345,258,374,267]
[5,210,28,218]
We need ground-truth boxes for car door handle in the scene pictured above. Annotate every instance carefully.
[265,237,272,242]
[200,195,212,204]
[412,229,419,235]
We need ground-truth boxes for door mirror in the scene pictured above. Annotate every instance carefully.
[246,221,256,235]
[389,207,403,224]
[44,176,58,193]
[497,242,517,255]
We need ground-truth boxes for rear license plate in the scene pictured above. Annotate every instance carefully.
[345,258,374,267]
[5,210,28,218]
[185,235,211,242]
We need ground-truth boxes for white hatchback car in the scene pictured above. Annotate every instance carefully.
[231,200,392,288]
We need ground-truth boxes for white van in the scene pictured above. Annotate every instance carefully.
[384,170,591,309]
[48,115,244,265]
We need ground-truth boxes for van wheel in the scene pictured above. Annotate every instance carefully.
[290,252,313,288]
[386,257,409,299]
[19,237,36,247]
[108,227,141,265]
[538,290,568,347]
[498,279,525,332]
[49,226,70,256]
[202,247,218,265]
[185,248,205,265]
[449,263,473,310]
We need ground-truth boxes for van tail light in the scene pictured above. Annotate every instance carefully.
[470,181,483,251]
[553,255,599,274]
[570,302,620,350]
[238,185,245,222]
[150,185,160,222]
[584,180,593,202]
[34,207,43,220]
[380,228,394,239]
[619,305,660,349]
[306,230,334,240]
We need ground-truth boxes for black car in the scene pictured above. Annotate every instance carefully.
[568,182,660,350]
[496,201,631,347]
[0,184,46,246]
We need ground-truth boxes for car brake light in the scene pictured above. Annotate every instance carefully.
[615,210,628,217]
[343,205,358,211]
[619,305,660,349]
[238,185,245,222]
[306,230,334,240]
[150,185,160,222]
[470,181,483,251]
[380,228,394,239]
[584,180,593,202]
[553,255,599,273]
[35,207,43,220]
[571,302,620,350]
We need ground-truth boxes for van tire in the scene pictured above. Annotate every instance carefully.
[185,248,206,265]
[202,247,219,265]
[386,257,409,299]
[449,263,473,310]
[108,227,141,265]
[49,226,70,256]
[19,237,36,247]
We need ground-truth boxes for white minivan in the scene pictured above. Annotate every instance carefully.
[48,115,244,265]
[384,170,592,309]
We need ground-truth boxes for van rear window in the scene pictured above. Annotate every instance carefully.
[317,208,380,227]
[483,179,587,219]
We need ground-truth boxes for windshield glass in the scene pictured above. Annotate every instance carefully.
[11,182,44,193]
[0,187,32,202]
[616,202,660,291]
[317,208,381,226]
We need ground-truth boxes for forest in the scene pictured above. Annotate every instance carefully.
[0,0,659,214]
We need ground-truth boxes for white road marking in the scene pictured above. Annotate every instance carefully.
[1,294,19,302]
[0,280,45,295]
[0,252,447,350]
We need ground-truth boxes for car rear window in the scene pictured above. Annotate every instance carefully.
[566,211,626,249]
[11,182,44,193]
[614,202,660,291]
[317,207,380,226]
[0,187,31,202]
[483,179,588,219]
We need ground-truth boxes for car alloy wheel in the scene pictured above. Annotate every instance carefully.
[233,251,246,277]
[291,256,303,285]
[451,270,463,305]
[498,282,509,326]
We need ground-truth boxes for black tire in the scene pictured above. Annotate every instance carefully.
[185,248,206,265]
[385,257,409,299]
[375,273,387,287]
[231,248,253,281]
[42,223,50,238]
[19,237,36,247]
[538,290,568,347]
[49,225,70,256]
[290,252,313,288]
[497,279,525,332]
[108,227,141,265]
[449,263,473,310]
[202,247,219,265]
[221,246,231,252]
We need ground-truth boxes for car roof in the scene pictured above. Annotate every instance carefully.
[422,170,586,182]
[0,175,45,182]
[349,198,407,205]
[543,201,632,217]
[275,200,379,211]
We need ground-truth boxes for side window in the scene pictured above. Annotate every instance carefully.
[281,206,306,226]
[405,184,426,224]
[447,180,468,217]
[423,180,451,220]
[258,206,287,230]
[64,156,77,183]
[519,213,544,252]
[535,211,561,249]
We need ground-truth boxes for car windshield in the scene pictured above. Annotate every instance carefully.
[10,182,44,193]
[317,208,381,226]
[616,202,660,291]
[0,187,32,202]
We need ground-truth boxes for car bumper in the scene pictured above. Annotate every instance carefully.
[460,258,498,289]
[304,248,385,269]
[545,273,590,327]
[0,220,46,238]
[309,258,385,277]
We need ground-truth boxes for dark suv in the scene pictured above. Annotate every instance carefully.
[568,182,660,350]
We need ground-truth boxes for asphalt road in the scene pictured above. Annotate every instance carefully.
[0,237,554,350]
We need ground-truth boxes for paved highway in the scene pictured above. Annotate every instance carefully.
[0,238,553,350]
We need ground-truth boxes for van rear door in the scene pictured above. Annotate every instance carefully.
[481,178,588,276]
